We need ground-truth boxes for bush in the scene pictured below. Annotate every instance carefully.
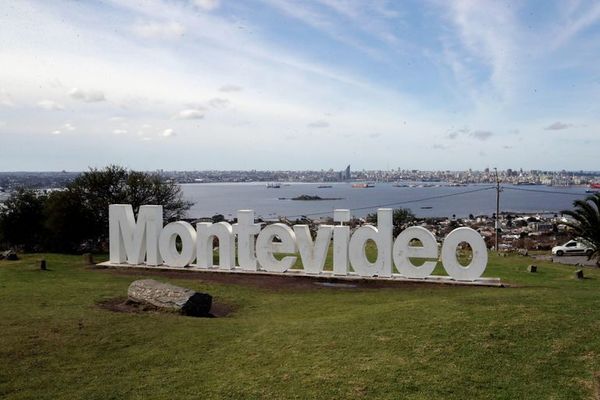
[365,208,415,236]
[0,166,192,253]
[0,189,48,251]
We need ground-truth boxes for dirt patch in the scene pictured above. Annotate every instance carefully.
[96,297,234,318]
[99,267,499,291]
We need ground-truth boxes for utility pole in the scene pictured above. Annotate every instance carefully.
[494,168,501,252]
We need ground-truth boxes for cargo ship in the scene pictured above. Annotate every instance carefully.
[351,183,375,188]
[590,183,600,189]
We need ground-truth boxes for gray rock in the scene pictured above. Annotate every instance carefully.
[0,250,18,261]
[575,269,584,280]
[127,279,212,317]
[527,264,537,273]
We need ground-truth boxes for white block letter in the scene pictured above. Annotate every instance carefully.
[441,227,488,281]
[159,221,197,267]
[294,225,333,274]
[348,208,393,277]
[256,223,297,273]
[393,226,438,279]
[333,209,350,276]
[109,204,162,265]
[196,222,235,269]
[233,210,261,271]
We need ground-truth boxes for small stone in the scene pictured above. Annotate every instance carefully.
[82,253,94,265]
[527,264,537,273]
[575,269,584,280]
[40,259,47,271]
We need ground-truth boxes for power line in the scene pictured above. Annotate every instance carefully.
[502,186,592,196]
[282,186,496,219]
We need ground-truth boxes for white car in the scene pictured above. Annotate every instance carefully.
[552,240,593,257]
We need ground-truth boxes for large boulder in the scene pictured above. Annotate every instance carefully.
[127,279,212,317]
[0,250,18,261]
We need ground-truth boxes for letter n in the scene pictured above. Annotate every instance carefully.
[109,204,163,265]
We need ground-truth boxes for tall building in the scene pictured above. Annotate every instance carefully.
[344,165,351,180]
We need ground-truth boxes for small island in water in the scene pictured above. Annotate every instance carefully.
[278,194,343,201]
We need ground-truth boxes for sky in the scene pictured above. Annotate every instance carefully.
[1,0,600,171]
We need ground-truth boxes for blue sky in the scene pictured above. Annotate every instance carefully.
[1,0,599,171]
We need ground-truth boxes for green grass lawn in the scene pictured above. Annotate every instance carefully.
[1,252,600,399]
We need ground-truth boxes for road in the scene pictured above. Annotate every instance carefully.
[533,254,598,267]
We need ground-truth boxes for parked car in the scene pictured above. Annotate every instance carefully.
[552,240,593,257]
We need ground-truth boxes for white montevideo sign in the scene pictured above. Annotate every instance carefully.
[106,204,490,282]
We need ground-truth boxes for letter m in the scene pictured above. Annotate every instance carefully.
[109,204,163,265]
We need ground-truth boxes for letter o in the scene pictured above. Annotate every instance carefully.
[441,227,487,281]
[159,221,197,267]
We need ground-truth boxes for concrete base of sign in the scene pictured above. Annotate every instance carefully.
[97,262,504,287]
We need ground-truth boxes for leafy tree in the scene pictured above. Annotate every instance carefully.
[64,166,190,241]
[561,193,600,264]
[0,189,47,251]
[211,214,225,223]
[1,166,192,253]
[365,208,415,236]
[44,190,97,252]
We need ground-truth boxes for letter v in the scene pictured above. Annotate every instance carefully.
[293,225,333,274]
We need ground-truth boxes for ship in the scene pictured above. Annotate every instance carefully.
[590,183,600,189]
[266,183,281,188]
[352,183,375,188]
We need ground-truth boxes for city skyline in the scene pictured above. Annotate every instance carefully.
[1,1,600,171]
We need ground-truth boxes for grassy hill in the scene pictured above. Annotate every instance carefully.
[1,253,600,399]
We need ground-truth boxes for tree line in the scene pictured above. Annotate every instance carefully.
[0,166,191,253]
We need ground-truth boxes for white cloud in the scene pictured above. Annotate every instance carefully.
[194,0,220,11]
[264,0,381,57]
[470,130,493,141]
[51,130,61,135]
[307,120,329,128]
[38,100,64,110]
[69,88,105,102]
[162,128,175,137]
[553,3,600,49]
[209,98,229,108]
[113,129,127,135]
[544,121,572,130]
[0,90,15,107]
[63,122,76,131]
[175,109,205,119]
[131,21,185,40]
[219,85,242,92]
[442,1,521,104]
